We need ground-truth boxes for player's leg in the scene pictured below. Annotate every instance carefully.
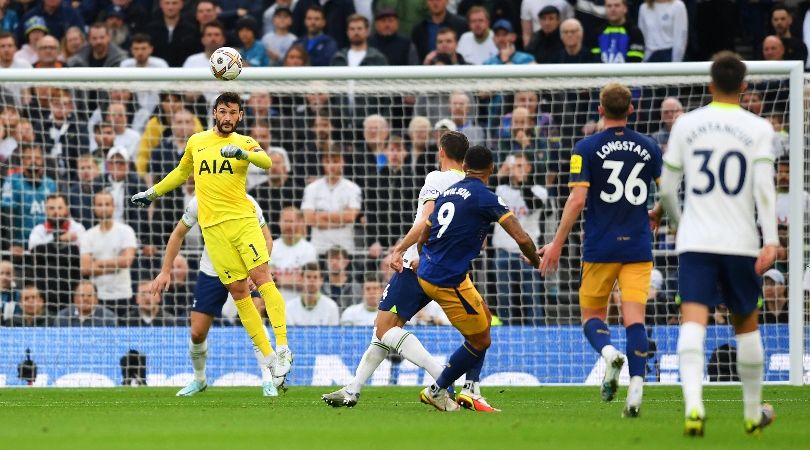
[249,297,278,397]
[236,220,293,379]
[580,263,625,402]
[177,311,215,396]
[722,255,773,435]
[617,262,653,417]
[676,252,718,436]
[323,322,394,407]
[418,276,495,412]
[461,302,492,396]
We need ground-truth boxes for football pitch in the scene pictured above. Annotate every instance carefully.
[1,386,808,449]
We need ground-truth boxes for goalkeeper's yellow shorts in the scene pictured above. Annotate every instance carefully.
[579,261,652,309]
[202,217,270,284]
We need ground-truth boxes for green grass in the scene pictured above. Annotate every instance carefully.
[0,386,808,449]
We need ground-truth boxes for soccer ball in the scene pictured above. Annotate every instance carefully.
[209,47,242,81]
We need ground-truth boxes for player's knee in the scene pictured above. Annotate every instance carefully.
[374,312,401,340]
[190,329,208,344]
[467,332,491,351]
[249,265,272,285]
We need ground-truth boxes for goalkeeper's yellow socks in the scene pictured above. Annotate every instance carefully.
[257,281,288,346]
[234,296,273,356]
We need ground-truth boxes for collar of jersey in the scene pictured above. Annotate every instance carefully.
[708,101,741,110]
[449,168,464,175]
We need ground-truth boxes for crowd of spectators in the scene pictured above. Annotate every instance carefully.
[0,0,805,328]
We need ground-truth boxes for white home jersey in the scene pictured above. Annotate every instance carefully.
[402,169,465,268]
[182,195,266,277]
[664,103,776,256]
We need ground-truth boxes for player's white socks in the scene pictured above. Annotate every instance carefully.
[736,330,764,423]
[381,327,444,382]
[253,344,273,383]
[190,339,208,382]
[601,344,619,361]
[626,376,644,408]
[677,321,706,418]
[347,333,389,394]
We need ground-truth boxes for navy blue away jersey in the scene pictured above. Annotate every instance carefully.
[568,126,662,262]
[417,177,512,287]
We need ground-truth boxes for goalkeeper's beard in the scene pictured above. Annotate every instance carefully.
[214,118,236,135]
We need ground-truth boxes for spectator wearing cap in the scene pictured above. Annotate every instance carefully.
[456,6,497,65]
[183,21,227,68]
[590,0,645,63]
[411,0,468,62]
[484,19,535,65]
[520,0,573,47]
[293,5,338,66]
[263,0,297,35]
[331,14,388,66]
[300,147,362,255]
[292,0,356,48]
[18,0,84,42]
[236,16,269,67]
[526,6,563,64]
[368,7,418,65]
[15,15,48,64]
[34,34,62,68]
[549,18,598,63]
[145,0,201,67]
[761,269,787,324]
[262,6,297,65]
[638,0,687,62]
[104,0,149,35]
[68,22,127,67]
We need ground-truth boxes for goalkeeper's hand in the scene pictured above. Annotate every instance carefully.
[220,144,248,160]
[131,187,157,208]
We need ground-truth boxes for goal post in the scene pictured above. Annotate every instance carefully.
[0,62,804,387]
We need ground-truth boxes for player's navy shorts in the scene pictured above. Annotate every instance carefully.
[678,252,762,316]
[378,268,432,321]
[192,272,230,316]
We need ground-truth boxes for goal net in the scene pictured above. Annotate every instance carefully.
[0,64,805,388]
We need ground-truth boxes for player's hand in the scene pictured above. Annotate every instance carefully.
[538,242,562,277]
[648,207,661,233]
[755,244,778,276]
[220,144,248,160]
[390,251,405,273]
[131,187,157,208]
[151,271,172,297]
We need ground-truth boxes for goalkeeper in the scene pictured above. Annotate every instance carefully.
[132,92,292,382]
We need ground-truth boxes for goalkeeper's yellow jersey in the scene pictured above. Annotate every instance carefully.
[177,129,261,228]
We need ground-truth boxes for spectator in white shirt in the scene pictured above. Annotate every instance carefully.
[301,148,362,254]
[286,262,340,325]
[0,32,33,106]
[183,21,227,68]
[638,0,688,62]
[79,191,137,317]
[105,102,141,159]
[263,0,298,35]
[340,272,383,325]
[28,193,86,251]
[119,34,170,68]
[263,7,297,65]
[456,6,497,65]
[271,206,318,299]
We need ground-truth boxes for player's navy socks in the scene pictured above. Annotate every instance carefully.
[625,323,649,378]
[435,342,483,390]
[465,349,487,382]
[583,318,612,354]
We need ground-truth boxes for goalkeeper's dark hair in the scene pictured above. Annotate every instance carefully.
[213,92,243,111]
[464,145,494,172]
[711,51,746,95]
[440,130,468,162]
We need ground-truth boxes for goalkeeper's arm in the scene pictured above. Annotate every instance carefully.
[132,161,193,207]
[221,145,272,169]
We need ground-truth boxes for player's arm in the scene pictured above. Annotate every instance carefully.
[538,186,587,276]
[151,220,192,295]
[416,218,432,254]
[220,145,272,169]
[132,149,193,207]
[659,165,683,229]
[753,157,779,275]
[500,214,541,268]
[390,200,436,272]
